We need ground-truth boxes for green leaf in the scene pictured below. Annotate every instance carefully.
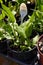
[3,23,13,36]
[0,31,3,40]
[0,0,2,3]
[22,13,35,38]
[1,4,16,22]
[3,32,14,39]
[37,0,41,10]
[32,35,39,45]
[0,20,5,28]
[0,10,5,20]
[41,5,43,12]
[16,26,27,41]
[25,23,32,38]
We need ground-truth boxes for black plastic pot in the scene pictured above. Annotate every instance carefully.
[0,38,7,54]
[0,53,41,65]
[7,42,37,63]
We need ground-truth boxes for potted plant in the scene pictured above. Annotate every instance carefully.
[37,34,43,65]
[0,4,39,63]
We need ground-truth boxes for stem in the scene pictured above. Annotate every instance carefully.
[21,17,23,24]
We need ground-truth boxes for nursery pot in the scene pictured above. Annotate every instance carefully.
[0,38,7,54]
[7,42,37,63]
[37,34,43,65]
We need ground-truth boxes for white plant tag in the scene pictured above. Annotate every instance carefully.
[20,3,27,24]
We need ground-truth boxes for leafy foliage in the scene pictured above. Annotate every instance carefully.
[1,4,16,22]
[0,0,43,51]
[0,10,5,20]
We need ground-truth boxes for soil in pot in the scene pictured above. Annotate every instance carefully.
[7,40,37,63]
[0,38,8,54]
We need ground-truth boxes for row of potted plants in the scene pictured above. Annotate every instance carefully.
[0,0,43,64]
